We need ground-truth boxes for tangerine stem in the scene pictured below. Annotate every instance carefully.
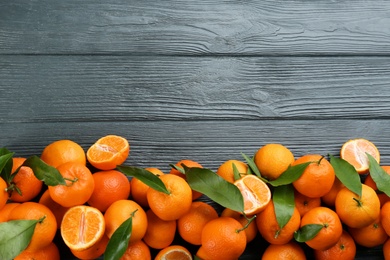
[353,197,363,207]
[317,156,325,165]
[64,177,78,186]
[236,214,256,233]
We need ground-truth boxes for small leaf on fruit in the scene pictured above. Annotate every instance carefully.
[186,167,244,213]
[241,153,264,180]
[368,153,390,197]
[273,184,295,229]
[329,154,362,197]
[269,162,311,187]
[23,156,66,186]
[104,211,134,260]
[294,224,323,242]
[232,163,241,181]
[0,150,14,182]
[169,164,186,175]
[117,165,170,194]
[0,219,39,260]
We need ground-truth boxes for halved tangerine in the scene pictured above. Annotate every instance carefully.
[86,135,130,170]
[340,138,380,174]
[234,174,271,215]
[155,245,192,260]
[61,205,105,251]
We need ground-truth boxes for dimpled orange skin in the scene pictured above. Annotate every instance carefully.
[198,217,247,260]
[146,174,192,221]
[40,139,86,168]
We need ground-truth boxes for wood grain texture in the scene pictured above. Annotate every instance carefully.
[0,0,389,55]
[1,55,390,123]
[2,120,390,173]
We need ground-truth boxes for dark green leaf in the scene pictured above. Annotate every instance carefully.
[169,164,186,175]
[241,153,264,180]
[186,167,244,213]
[232,162,242,181]
[117,165,169,194]
[329,154,362,197]
[294,224,323,242]
[269,162,311,187]
[368,153,390,197]
[0,219,38,260]
[104,211,134,260]
[23,156,66,186]
[0,152,14,183]
[273,184,295,229]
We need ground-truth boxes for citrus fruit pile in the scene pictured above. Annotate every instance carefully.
[1,135,390,259]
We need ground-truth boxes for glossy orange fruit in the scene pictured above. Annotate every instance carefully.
[321,177,345,207]
[131,167,164,208]
[169,159,203,200]
[348,217,388,248]
[197,217,247,260]
[104,199,147,243]
[261,241,306,260]
[0,177,9,210]
[38,189,69,228]
[292,154,335,198]
[147,174,192,221]
[294,189,321,217]
[380,201,390,236]
[364,165,390,207]
[143,209,176,249]
[120,240,151,260]
[40,139,86,168]
[87,170,130,212]
[300,206,343,251]
[384,238,390,260]
[61,205,105,252]
[9,157,43,202]
[254,143,295,181]
[335,184,380,228]
[8,202,57,252]
[155,245,192,260]
[216,159,248,183]
[256,200,301,245]
[86,135,130,170]
[313,230,356,260]
[234,174,271,215]
[70,235,109,260]
[14,242,60,260]
[48,162,95,208]
[0,202,19,222]
[178,201,219,245]
[340,138,380,174]
[221,208,258,243]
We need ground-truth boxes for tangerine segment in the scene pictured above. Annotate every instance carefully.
[340,138,380,174]
[234,175,271,215]
[155,245,192,260]
[87,135,130,170]
[61,205,105,252]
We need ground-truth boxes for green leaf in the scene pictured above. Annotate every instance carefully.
[186,167,244,213]
[0,219,39,260]
[104,210,134,260]
[294,224,323,242]
[169,164,186,175]
[116,165,170,194]
[329,154,362,197]
[232,162,241,181]
[273,184,295,229]
[269,162,311,187]
[241,153,264,180]
[23,156,66,186]
[0,151,14,183]
[368,153,390,197]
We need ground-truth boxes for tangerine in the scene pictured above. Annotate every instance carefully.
[313,230,356,260]
[216,159,248,183]
[40,139,86,168]
[131,167,164,208]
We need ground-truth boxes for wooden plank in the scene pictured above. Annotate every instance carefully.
[1,120,389,173]
[1,55,390,123]
[0,0,389,55]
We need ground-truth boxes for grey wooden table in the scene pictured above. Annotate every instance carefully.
[1,0,389,259]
